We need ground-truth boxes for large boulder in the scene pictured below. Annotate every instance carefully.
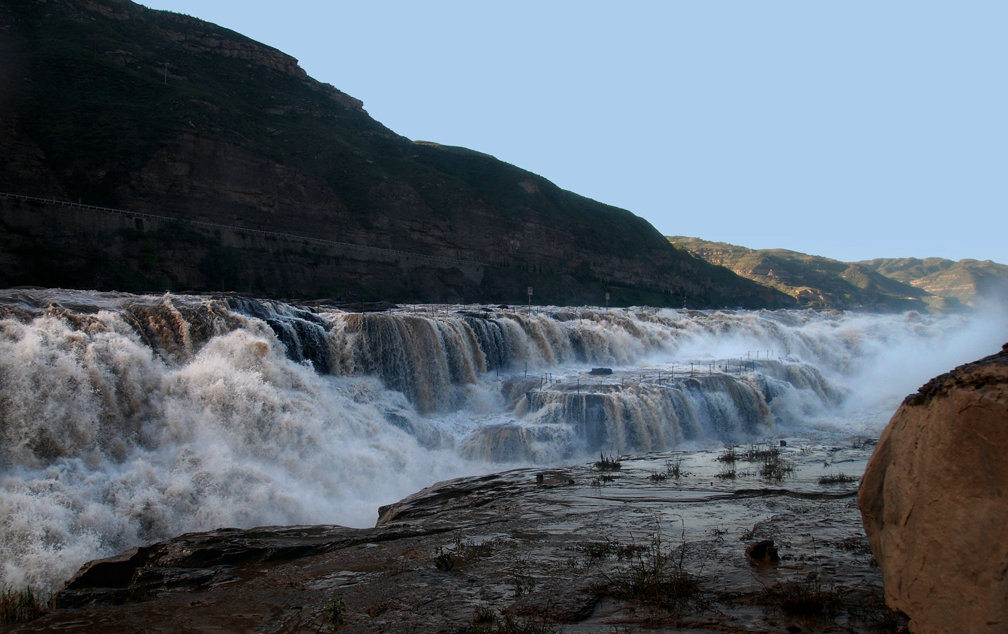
[858,343,1008,633]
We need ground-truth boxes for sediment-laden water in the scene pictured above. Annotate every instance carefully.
[0,289,1003,591]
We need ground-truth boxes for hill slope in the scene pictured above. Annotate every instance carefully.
[858,257,1008,309]
[670,236,1008,311]
[0,0,789,308]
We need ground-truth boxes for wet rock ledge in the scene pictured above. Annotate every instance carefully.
[10,446,901,632]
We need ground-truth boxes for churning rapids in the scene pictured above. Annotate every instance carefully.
[1,289,1004,592]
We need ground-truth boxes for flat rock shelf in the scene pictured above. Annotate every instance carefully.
[8,440,904,633]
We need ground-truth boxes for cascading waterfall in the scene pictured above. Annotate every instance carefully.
[1,289,1004,592]
[326,312,487,412]
[225,297,331,373]
[478,375,777,463]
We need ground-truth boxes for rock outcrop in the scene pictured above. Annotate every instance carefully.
[859,344,1008,633]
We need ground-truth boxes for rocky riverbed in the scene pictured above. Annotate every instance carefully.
[5,439,904,632]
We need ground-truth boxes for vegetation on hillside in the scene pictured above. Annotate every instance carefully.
[858,257,1008,309]
[670,236,1007,311]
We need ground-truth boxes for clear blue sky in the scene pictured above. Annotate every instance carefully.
[141,1,1006,264]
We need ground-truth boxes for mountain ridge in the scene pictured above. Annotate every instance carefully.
[669,236,1008,311]
[0,0,789,308]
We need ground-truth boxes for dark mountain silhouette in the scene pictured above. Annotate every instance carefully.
[0,0,789,308]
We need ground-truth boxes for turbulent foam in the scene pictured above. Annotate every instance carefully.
[0,290,1003,592]
[0,297,470,591]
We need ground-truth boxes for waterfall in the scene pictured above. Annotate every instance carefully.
[1,289,1003,592]
[478,375,776,462]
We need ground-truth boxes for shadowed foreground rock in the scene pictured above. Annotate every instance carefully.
[859,344,1008,633]
[8,446,902,632]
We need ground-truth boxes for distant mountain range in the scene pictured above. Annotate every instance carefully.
[0,0,787,308]
[669,236,1008,312]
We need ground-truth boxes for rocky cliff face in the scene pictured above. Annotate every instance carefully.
[858,344,1008,633]
[0,0,788,307]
